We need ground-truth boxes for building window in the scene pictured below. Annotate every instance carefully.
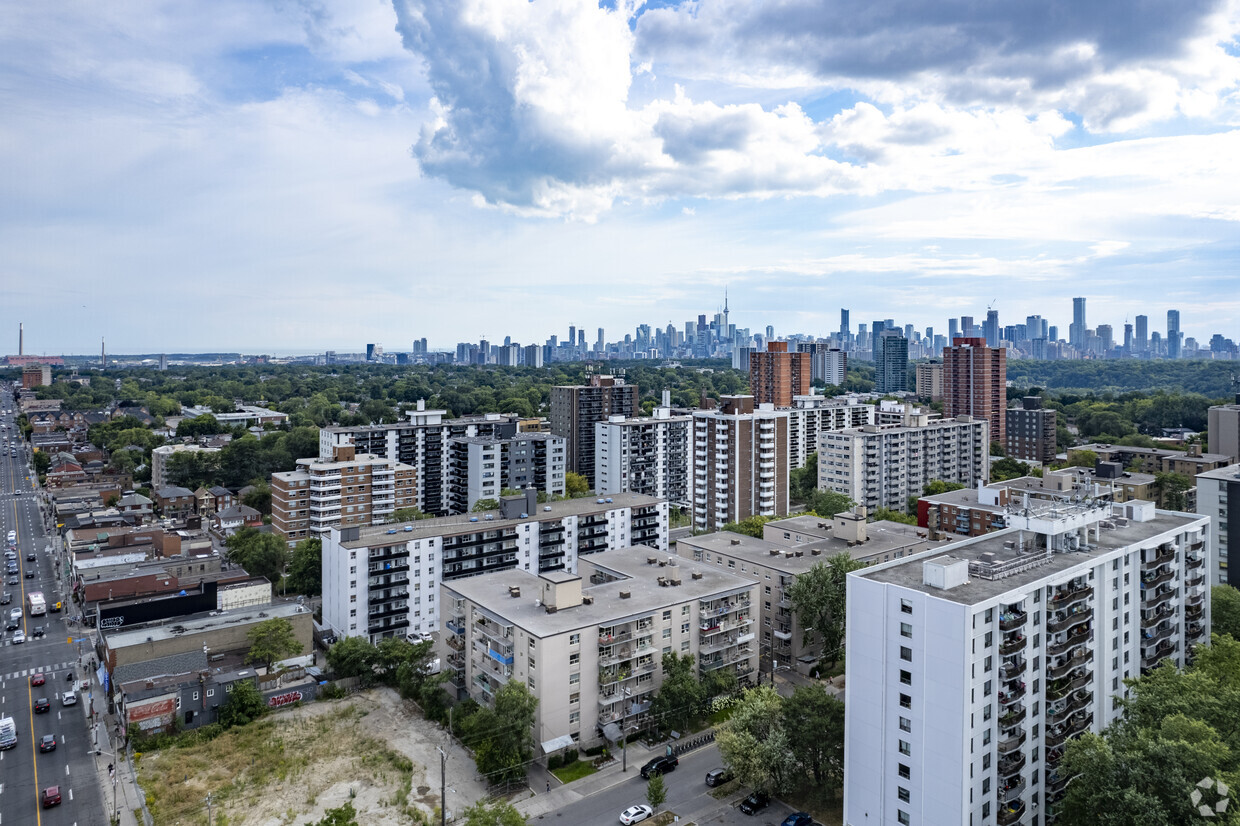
[570,633,580,645]
[569,653,579,665]
[569,673,579,685]
[898,763,911,779]
[663,610,672,621]
[681,622,690,634]
[900,599,912,614]
[898,740,911,756]
[900,622,912,638]
[897,787,910,803]
[899,716,911,732]
[900,670,912,685]
[900,693,912,709]
[900,646,912,661]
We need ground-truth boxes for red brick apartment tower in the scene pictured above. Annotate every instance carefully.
[749,342,812,407]
[943,337,1007,443]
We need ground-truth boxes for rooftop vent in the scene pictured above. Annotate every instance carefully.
[619,590,631,599]
[509,587,521,598]
[582,595,594,605]
[730,538,741,546]
[648,556,658,565]
[811,548,821,556]
[691,570,703,580]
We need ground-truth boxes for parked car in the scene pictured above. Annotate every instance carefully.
[782,814,814,826]
[739,791,771,815]
[640,754,679,779]
[705,767,734,787]
[619,804,654,825]
[39,734,56,753]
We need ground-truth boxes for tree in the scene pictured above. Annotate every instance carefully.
[789,452,818,501]
[472,681,538,783]
[285,538,322,596]
[164,449,222,489]
[242,481,272,515]
[1153,471,1192,511]
[782,686,845,794]
[721,515,780,537]
[565,471,590,498]
[872,507,916,525]
[460,800,525,826]
[787,553,867,669]
[650,652,705,734]
[990,457,1032,482]
[32,450,51,476]
[218,679,266,728]
[1065,449,1098,469]
[176,413,225,438]
[246,617,304,672]
[716,686,797,794]
[804,489,853,519]
[990,440,1006,457]
[325,636,379,683]
[224,526,290,583]
[646,773,667,810]
[472,498,500,512]
[389,506,432,522]
[923,480,965,496]
[305,802,359,826]
[1211,585,1240,640]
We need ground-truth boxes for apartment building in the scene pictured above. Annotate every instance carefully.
[319,402,526,516]
[677,511,941,672]
[876,330,909,394]
[812,348,847,388]
[1006,397,1057,463]
[749,341,812,407]
[785,395,875,470]
[595,406,693,507]
[446,433,566,513]
[692,396,789,532]
[916,360,943,402]
[1207,395,1240,462]
[944,336,1007,443]
[151,444,222,490]
[819,408,989,515]
[550,374,641,490]
[1195,463,1240,587]
[321,491,668,642]
[271,444,416,544]
[441,546,759,749]
[845,498,1210,826]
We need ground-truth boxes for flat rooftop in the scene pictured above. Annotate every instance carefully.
[863,508,1204,605]
[1197,464,1240,482]
[444,546,756,638]
[450,433,560,444]
[340,492,661,548]
[680,522,943,573]
[104,601,309,648]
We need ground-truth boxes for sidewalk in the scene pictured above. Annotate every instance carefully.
[516,740,661,820]
[82,661,145,826]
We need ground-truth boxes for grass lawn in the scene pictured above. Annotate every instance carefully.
[552,760,599,784]
[707,705,736,726]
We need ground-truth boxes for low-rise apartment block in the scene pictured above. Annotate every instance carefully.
[819,408,989,515]
[321,492,668,643]
[595,406,693,507]
[677,511,941,672]
[441,546,759,749]
[845,497,1209,826]
[271,444,416,544]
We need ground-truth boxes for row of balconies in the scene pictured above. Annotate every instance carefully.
[1047,605,1092,635]
[1047,649,1094,682]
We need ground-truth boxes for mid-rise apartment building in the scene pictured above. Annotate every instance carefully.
[1006,397,1057,463]
[1207,396,1240,462]
[677,511,941,672]
[785,395,875,470]
[446,433,566,513]
[320,403,526,516]
[151,444,221,490]
[845,498,1209,826]
[550,374,641,490]
[916,360,943,402]
[819,409,989,514]
[595,406,693,507]
[441,546,759,749]
[271,444,416,544]
[944,336,1007,443]
[692,396,789,532]
[1195,463,1240,587]
[749,341,812,407]
[321,491,668,642]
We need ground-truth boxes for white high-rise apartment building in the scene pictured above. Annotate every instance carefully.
[845,498,1209,826]
[819,410,989,514]
[595,406,693,507]
[785,395,874,470]
[1194,463,1240,587]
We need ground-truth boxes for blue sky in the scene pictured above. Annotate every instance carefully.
[2,0,1239,354]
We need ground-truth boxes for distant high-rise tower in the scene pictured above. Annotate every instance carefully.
[749,341,812,407]
[948,318,959,343]
[1071,297,1087,348]
[366,343,377,362]
[101,337,106,369]
[1167,310,1181,358]
[960,316,975,338]
[159,353,168,371]
[1135,315,1148,352]
[983,310,1000,348]
[723,288,730,334]
[943,337,1007,442]
[875,330,908,394]
[840,309,850,338]
[18,322,23,356]
[1123,324,1134,353]
[765,325,775,342]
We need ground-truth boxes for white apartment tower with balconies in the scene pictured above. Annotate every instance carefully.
[595,402,693,508]
[845,496,1209,826]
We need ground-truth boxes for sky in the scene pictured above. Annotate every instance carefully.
[2,0,1239,354]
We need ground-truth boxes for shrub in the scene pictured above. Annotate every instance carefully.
[562,748,578,766]
[547,754,563,770]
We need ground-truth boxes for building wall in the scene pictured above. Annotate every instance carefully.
[595,415,692,507]
[1005,407,1057,463]
[943,338,1007,444]
[915,361,943,402]
[692,398,789,532]
[550,380,641,489]
[1208,405,1240,462]
[749,343,812,407]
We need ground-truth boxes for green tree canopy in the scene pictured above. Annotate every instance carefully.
[782,686,845,794]
[388,506,432,522]
[218,678,266,729]
[650,652,706,734]
[470,681,538,783]
[805,489,853,519]
[646,773,667,810]
[565,472,591,498]
[1211,585,1240,641]
[285,538,322,596]
[224,526,290,584]
[246,617,304,672]
[721,514,781,537]
[459,800,525,826]
[325,636,380,683]
[789,452,818,502]
[787,553,867,668]
[716,685,798,794]
[472,498,500,512]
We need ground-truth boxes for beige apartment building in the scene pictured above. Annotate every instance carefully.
[271,444,416,544]
[677,511,942,672]
[441,546,759,750]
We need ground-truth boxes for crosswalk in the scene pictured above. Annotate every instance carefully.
[2,661,76,681]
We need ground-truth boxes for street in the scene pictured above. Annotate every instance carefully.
[0,399,107,826]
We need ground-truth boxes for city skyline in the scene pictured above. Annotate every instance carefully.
[3,2,1240,353]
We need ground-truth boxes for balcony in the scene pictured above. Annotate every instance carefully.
[1186,554,1204,571]
[1186,602,1205,621]
[1141,605,1175,629]
[998,683,1026,707]
[1000,634,1027,656]
[997,800,1026,826]
[1045,712,1093,748]
[1048,690,1092,721]
[1142,548,1176,571]
[997,729,1026,756]
[1141,625,1176,650]
[1002,778,1027,803]
[1047,625,1090,658]
[1050,584,1093,611]
[1144,587,1178,610]
[1048,650,1094,681]
[1047,606,1092,635]
[1046,673,1090,702]
[1000,658,1027,681]
[998,705,1027,729]
[1187,621,1206,639]
[1000,611,1028,632]
[1141,569,1174,590]
[1185,591,1204,608]
[1186,572,1205,589]
[998,752,1026,778]
[1141,640,1178,670]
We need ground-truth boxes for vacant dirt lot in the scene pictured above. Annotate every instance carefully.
[137,689,490,826]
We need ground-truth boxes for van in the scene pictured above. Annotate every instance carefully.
[0,716,16,750]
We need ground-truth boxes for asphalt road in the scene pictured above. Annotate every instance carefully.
[545,743,803,826]
[0,394,107,826]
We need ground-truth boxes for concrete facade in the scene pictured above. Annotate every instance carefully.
[595,408,693,508]
[691,396,789,532]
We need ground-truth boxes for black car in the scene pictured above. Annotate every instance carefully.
[739,791,771,815]
[31,625,44,638]
[39,734,56,752]
[0,592,9,605]
[25,552,34,561]
[640,755,679,779]
[705,767,734,787]
[34,697,50,713]
[25,570,34,578]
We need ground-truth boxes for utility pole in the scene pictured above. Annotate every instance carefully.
[437,745,447,826]
[206,792,214,826]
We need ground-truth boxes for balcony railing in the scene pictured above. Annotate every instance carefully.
[996,730,1027,755]
[1000,635,1027,656]
[1141,605,1175,629]
[1144,588,1178,609]
[1142,548,1176,571]
[1048,690,1092,720]
[1046,673,1091,702]
[1000,658,1027,680]
[997,800,1026,826]
[1141,625,1176,649]
[1047,607,1092,635]
[1186,602,1205,621]
[1045,712,1093,748]
[1000,611,1028,632]
[998,683,1026,707]
[1141,640,1178,670]
[1050,584,1093,610]
[1046,626,1090,658]
[1186,554,1204,571]
[1047,650,1094,681]
[998,752,1026,778]
[1141,569,1175,590]
[1002,778,1027,803]
[998,705,1027,729]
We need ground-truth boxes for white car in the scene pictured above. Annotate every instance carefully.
[11,630,24,644]
[619,805,654,825]
[62,691,77,706]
